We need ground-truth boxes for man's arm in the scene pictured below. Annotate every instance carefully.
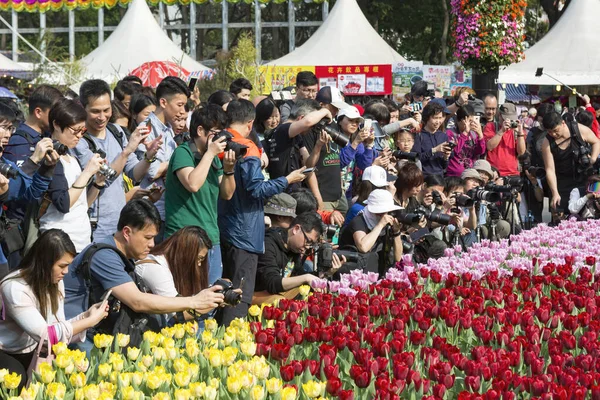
[542,138,560,208]
[485,123,504,151]
[288,109,332,138]
[516,122,527,156]
[579,124,600,164]
[242,158,289,199]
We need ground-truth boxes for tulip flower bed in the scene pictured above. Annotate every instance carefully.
[2,219,600,399]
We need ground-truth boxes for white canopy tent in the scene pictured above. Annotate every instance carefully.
[266,0,407,66]
[80,0,210,82]
[0,53,32,79]
[498,0,600,86]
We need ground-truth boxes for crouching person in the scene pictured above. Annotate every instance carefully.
[63,199,226,353]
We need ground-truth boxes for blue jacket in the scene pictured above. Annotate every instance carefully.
[218,156,288,254]
[412,129,448,176]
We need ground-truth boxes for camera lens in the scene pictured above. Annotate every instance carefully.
[0,162,18,179]
[52,140,68,156]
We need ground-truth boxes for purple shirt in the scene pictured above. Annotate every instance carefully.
[445,128,486,177]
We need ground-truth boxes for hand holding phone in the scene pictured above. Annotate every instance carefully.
[302,168,316,175]
[101,289,112,304]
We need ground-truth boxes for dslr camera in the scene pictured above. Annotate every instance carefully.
[211,130,248,159]
[315,118,350,147]
[0,162,18,179]
[392,151,419,162]
[212,279,242,306]
[94,149,118,180]
[316,243,359,272]
[394,207,452,226]
[52,140,68,156]
[467,187,500,203]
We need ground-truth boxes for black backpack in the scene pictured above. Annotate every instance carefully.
[82,123,125,155]
[76,243,159,346]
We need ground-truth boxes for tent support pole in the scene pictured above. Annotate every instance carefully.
[98,8,104,46]
[322,1,329,20]
[39,13,46,60]
[159,3,165,29]
[255,0,261,64]
[68,10,75,62]
[189,3,196,58]
[288,0,295,52]
[222,1,229,51]
[11,10,17,62]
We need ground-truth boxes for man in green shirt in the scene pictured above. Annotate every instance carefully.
[165,104,236,285]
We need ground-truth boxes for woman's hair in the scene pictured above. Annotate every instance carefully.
[421,102,445,127]
[395,162,424,195]
[356,180,379,204]
[128,93,157,132]
[8,229,76,320]
[255,98,278,134]
[110,100,131,124]
[48,98,87,132]
[207,90,236,108]
[0,102,16,125]
[456,104,475,122]
[150,226,213,296]
[424,174,445,188]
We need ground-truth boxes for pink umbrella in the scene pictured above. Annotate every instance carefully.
[130,61,190,88]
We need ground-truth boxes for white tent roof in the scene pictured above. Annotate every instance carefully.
[0,53,31,73]
[80,0,210,82]
[498,0,600,86]
[266,0,407,66]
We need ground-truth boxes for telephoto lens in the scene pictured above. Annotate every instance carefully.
[52,140,68,156]
[431,191,444,206]
[0,162,18,179]
[391,151,419,161]
[316,118,350,147]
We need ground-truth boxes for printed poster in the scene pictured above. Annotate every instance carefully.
[392,61,423,101]
[314,65,392,96]
[423,65,453,96]
[450,64,473,95]
[257,65,316,94]
[338,74,366,94]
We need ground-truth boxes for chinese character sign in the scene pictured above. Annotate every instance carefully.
[423,65,453,96]
[314,65,392,96]
[392,61,424,101]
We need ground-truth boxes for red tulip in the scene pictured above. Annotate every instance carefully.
[280,365,295,382]
[326,377,342,396]
[339,390,354,400]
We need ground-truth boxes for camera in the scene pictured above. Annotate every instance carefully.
[212,279,242,306]
[574,142,593,175]
[510,121,519,129]
[417,207,452,226]
[92,149,118,180]
[431,190,444,206]
[212,130,249,159]
[316,243,358,272]
[315,119,350,147]
[467,188,500,203]
[485,183,513,193]
[454,193,474,207]
[0,162,18,179]
[488,204,501,220]
[446,142,456,151]
[52,140,68,156]
[527,166,546,179]
[392,151,419,161]
[393,209,422,225]
[322,224,339,239]
[174,132,191,146]
[402,239,414,254]
[467,94,476,101]
[409,103,423,113]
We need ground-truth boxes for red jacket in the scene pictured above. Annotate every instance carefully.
[586,105,600,137]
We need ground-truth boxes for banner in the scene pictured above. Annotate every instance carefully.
[450,63,473,95]
[257,66,316,95]
[392,61,424,101]
[314,65,392,96]
[423,65,453,96]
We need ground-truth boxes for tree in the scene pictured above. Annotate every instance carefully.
[540,0,570,29]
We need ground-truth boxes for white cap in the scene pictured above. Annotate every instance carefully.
[362,165,389,187]
[366,190,401,214]
[337,106,364,121]
[529,107,537,117]
[316,86,351,110]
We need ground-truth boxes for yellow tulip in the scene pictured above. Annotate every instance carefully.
[141,355,153,368]
[189,382,206,398]
[112,359,124,372]
[121,387,135,400]
[3,372,20,390]
[266,378,283,394]
[174,389,191,400]
[55,354,71,369]
[174,372,190,388]
[143,331,161,346]
[83,384,100,400]
[73,357,89,373]
[20,387,37,400]
[98,382,115,396]
[299,284,311,297]
[250,385,265,400]
[266,320,275,329]
[93,334,113,349]
[201,330,213,344]
[240,341,257,357]
[248,304,261,317]
[51,342,68,355]
[99,393,114,400]
[69,372,86,388]
[45,382,66,400]
[302,381,324,398]
[165,347,178,360]
[207,348,223,368]
[204,318,217,332]
[184,321,199,336]
[187,363,199,379]
[117,333,130,347]
[240,370,255,389]
[7,396,20,400]
[74,388,84,400]
[98,363,112,377]
[223,331,235,346]
[281,386,298,400]
[173,325,185,339]
[208,377,219,389]
[226,375,242,394]
[0,368,8,383]
[153,347,166,361]
[39,363,56,384]
[204,385,217,400]
[126,347,140,360]
[172,358,188,373]
[151,393,170,400]
[131,372,144,387]
[222,346,238,365]
[146,373,163,391]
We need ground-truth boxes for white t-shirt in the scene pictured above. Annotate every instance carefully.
[135,254,178,321]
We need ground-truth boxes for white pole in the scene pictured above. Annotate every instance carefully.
[189,3,196,58]
[11,10,17,62]
[68,10,75,62]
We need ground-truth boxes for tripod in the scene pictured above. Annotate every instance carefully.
[503,189,524,236]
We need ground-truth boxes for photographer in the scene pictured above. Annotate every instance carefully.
[446,174,477,247]
[446,104,485,177]
[39,99,107,253]
[338,190,403,276]
[483,103,527,177]
[542,111,600,211]
[393,129,422,170]
[264,193,297,229]
[164,104,235,286]
[345,165,396,227]
[568,175,600,220]
[411,101,452,176]
[255,213,343,303]
[280,71,319,122]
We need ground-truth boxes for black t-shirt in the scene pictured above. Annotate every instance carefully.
[265,123,305,181]
[527,126,546,168]
[303,127,343,202]
[338,213,386,253]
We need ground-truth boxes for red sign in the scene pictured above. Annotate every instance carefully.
[314,64,392,96]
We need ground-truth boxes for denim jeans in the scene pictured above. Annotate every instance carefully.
[208,244,222,286]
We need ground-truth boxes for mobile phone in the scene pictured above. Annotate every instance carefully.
[473,115,481,124]
[101,289,112,304]
[238,277,245,291]
[188,77,198,91]
[446,142,456,150]
[302,168,315,174]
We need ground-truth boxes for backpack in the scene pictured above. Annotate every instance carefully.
[77,243,159,346]
[82,123,125,155]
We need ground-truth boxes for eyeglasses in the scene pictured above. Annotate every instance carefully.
[300,226,317,248]
[67,126,87,136]
[208,129,221,135]
[0,124,15,134]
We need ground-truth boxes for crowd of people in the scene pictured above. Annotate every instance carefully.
[0,71,598,384]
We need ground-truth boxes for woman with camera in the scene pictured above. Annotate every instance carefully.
[39,99,106,253]
[0,230,108,386]
[445,105,486,177]
[411,100,453,176]
[128,93,157,134]
[135,226,237,325]
[254,98,281,143]
[339,189,403,276]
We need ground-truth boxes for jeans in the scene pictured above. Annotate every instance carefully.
[208,244,222,286]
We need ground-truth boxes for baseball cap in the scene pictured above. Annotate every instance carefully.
[337,106,364,122]
[366,190,401,214]
[499,103,518,121]
[429,98,451,114]
[362,165,396,188]
[473,159,494,178]
[470,98,485,116]
[316,86,350,110]
[264,193,297,218]
[461,168,484,184]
